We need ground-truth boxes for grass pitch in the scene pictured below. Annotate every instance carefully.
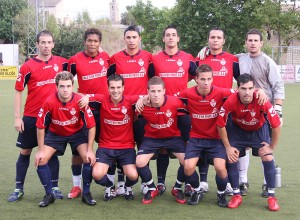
[0,81,299,220]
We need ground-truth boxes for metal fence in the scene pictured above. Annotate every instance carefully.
[272,46,300,65]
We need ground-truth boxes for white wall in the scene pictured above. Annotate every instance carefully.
[0,44,19,66]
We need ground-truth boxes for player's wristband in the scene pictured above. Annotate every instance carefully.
[275,104,283,118]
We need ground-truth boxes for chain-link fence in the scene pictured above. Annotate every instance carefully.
[272,46,300,82]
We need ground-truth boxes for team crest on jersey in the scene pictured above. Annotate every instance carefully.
[210,99,216,107]
[99,58,104,66]
[250,109,256,117]
[177,59,183,67]
[121,106,127,114]
[70,108,76,115]
[166,110,172,117]
[53,64,59,72]
[138,59,144,66]
[220,58,226,66]
[38,108,44,117]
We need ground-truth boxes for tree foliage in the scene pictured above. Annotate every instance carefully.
[0,0,27,43]
[123,0,300,56]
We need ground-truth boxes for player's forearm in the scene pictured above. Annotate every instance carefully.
[217,126,231,148]
[14,91,22,118]
[270,127,281,149]
[87,126,96,151]
[37,128,45,150]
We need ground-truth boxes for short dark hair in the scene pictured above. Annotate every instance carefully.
[108,74,124,86]
[163,24,179,37]
[196,64,213,77]
[124,25,140,36]
[84,28,102,42]
[55,71,74,86]
[237,74,254,87]
[36,30,54,43]
[148,76,165,89]
[208,27,225,39]
[246,29,263,41]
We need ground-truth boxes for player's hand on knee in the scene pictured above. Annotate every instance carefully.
[34,150,44,167]
[86,150,96,166]
[197,46,210,60]
[226,146,239,163]
[259,142,273,157]
[14,118,24,133]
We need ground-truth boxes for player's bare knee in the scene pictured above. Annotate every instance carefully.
[261,154,273,162]
[20,148,32,155]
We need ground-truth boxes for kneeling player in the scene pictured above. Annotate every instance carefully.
[86,74,139,201]
[136,76,188,205]
[35,71,96,207]
[217,74,281,211]
[177,64,234,207]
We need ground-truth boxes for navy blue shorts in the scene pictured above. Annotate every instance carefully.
[227,122,271,157]
[185,138,226,160]
[96,148,136,166]
[44,128,88,156]
[16,116,38,149]
[137,137,186,155]
[178,115,191,142]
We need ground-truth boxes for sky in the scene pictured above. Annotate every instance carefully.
[60,0,177,20]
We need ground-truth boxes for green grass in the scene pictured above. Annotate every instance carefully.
[0,81,299,220]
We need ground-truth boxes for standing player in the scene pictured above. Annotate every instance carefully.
[67,28,110,199]
[35,71,96,207]
[150,25,197,195]
[194,27,239,194]
[178,64,234,207]
[107,25,153,196]
[216,74,281,211]
[86,74,139,201]
[136,76,188,205]
[238,29,285,197]
[8,30,68,202]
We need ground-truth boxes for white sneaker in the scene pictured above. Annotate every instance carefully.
[140,183,148,195]
[200,181,209,193]
[226,182,233,196]
[116,181,126,196]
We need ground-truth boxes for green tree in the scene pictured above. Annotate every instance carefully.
[0,0,27,43]
[126,0,172,52]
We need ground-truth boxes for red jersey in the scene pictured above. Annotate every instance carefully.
[15,56,68,117]
[36,93,95,136]
[68,51,110,94]
[152,50,196,96]
[108,50,152,95]
[89,94,139,149]
[196,51,239,89]
[178,86,234,139]
[138,95,188,138]
[216,92,281,131]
